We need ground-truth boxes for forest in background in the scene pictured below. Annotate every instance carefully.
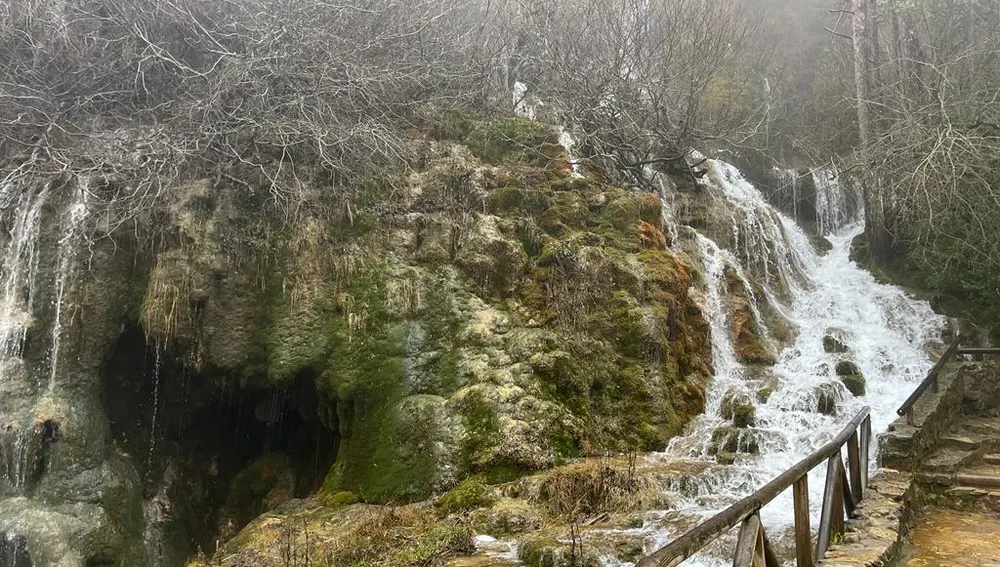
[0,0,998,330]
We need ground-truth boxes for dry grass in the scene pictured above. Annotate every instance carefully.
[517,458,649,520]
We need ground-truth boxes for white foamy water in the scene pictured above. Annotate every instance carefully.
[630,160,944,566]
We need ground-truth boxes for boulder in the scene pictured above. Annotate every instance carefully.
[840,374,867,397]
[815,383,840,415]
[835,360,862,376]
[823,335,849,354]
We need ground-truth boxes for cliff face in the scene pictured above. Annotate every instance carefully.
[0,116,714,565]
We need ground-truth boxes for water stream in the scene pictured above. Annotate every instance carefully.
[468,157,944,566]
[633,160,942,566]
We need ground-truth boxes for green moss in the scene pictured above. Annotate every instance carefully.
[437,477,498,516]
[519,538,603,567]
[710,427,759,455]
[484,466,529,484]
[756,387,774,403]
[446,116,564,168]
[716,451,737,465]
[458,387,503,472]
[732,403,756,428]
[601,195,642,230]
[488,185,552,216]
[322,490,359,507]
[539,191,597,236]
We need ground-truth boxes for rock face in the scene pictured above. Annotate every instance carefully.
[0,116,714,565]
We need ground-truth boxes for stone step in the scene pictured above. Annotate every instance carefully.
[940,435,981,451]
[956,465,1000,489]
[984,454,1000,466]
[957,418,1000,439]
[922,448,977,473]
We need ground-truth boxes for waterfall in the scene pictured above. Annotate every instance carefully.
[0,185,48,361]
[557,128,584,179]
[812,167,859,236]
[453,155,943,567]
[700,159,814,301]
[630,161,944,566]
[0,185,49,494]
[48,182,90,392]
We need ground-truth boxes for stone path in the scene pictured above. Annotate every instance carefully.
[895,508,1000,567]
[818,470,911,567]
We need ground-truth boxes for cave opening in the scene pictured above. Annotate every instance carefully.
[101,324,339,562]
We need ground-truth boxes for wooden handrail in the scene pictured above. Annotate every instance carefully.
[956,347,1000,355]
[635,407,872,567]
[895,335,963,423]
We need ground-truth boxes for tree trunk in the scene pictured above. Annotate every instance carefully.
[852,0,895,263]
[851,0,876,148]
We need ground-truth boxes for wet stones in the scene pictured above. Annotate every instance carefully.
[835,360,867,396]
[823,334,849,354]
[709,427,760,458]
[720,391,756,428]
[816,383,840,415]
[823,328,849,354]
[732,404,756,428]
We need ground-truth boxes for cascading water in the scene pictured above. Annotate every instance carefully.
[47,182,89,392]
[812,167,859,236]
[0,185,49,494]
[619,161,944,566]
[456,156,944,567]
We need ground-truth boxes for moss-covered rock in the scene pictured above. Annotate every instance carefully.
[732,403,757,428]
[716,451,737,465]
[756,386,774,403]
[709,427,760,455]
[720,390,752,420]
[840,374,867,397]
[437,477,498,516]
[723,267,777,365]
[815,383,840,415]
[824,334,849,354]
[835,360,862,376]
[519,537,604,567]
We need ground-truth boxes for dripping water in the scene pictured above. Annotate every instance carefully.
[48,182,90,392]
[148,344,162,470]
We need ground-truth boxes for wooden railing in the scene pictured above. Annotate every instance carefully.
[635,408,872,567]
[896,335,1000,424]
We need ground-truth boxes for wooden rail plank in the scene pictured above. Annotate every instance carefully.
[897,335,963,418]
[635,408,871,567]
[861,416,871,493]
[956,347,1000,355]
[733,514,761,567]
[793,476,812,567]
[847,431,862,505]
[761,528,780,567]
[816,454,840,559]
[840,464,855,517]
[832,463,845,541]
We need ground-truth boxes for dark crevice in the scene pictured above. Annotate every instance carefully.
[101,324,339,564]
